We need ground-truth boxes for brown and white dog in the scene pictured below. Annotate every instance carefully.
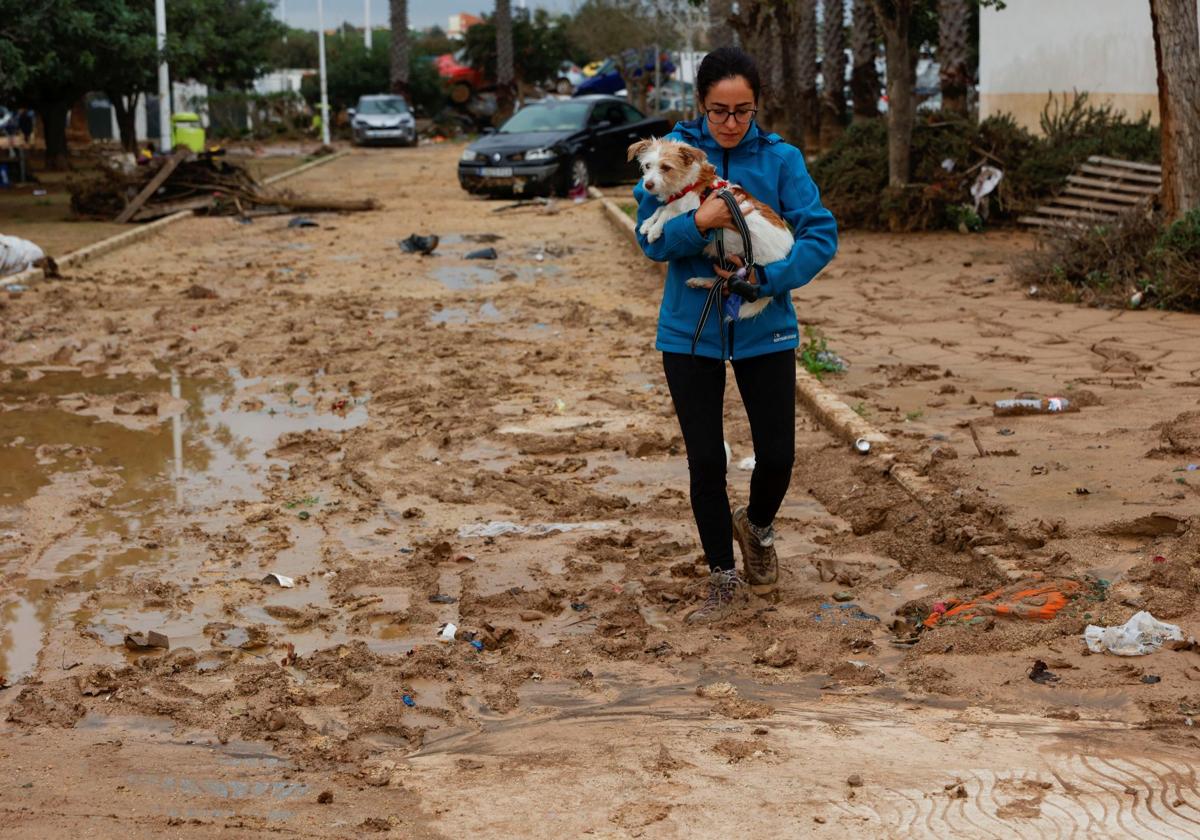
[628,137,794,319]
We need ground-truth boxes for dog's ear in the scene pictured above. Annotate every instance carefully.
[677,145,702,167]
[627,138,653,162]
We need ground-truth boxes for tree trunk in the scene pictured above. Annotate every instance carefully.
[850,0,880,121]
[389,0,410,98]
[796,0,820,151]
[708,0,735,49]
[109,92,140,154]
[938,0,971,117]
[760,6,785,134]
[874,0,915,187]
[820,0,848,147]
[41,102,70,170]
[1149,0,1200,221]
[495,0,515,121]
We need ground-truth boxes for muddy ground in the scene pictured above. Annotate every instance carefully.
[2,143,1200,838]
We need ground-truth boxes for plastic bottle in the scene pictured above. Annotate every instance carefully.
[992,396,1076,417]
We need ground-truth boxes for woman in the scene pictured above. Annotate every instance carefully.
[633,47,838,623]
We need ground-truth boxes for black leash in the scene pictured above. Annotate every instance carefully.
[690,189,762,356]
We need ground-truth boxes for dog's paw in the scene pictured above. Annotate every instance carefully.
[686,277,716,289]
[638,219,651,235]
[645,225,664,243]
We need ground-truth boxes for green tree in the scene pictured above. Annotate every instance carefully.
[0,0,102,168]
[167,0,285,91]
[463,8,575,91]
[92,0,160,153]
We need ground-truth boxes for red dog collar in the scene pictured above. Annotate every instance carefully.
[666,178,728,204]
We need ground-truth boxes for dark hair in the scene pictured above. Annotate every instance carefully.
[695,47,761,104]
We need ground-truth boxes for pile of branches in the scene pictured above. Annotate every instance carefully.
[812,93,1160,231]
[69,152,375,223]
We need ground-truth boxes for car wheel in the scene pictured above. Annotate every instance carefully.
[555,78,573,95]
[558,155,589,197]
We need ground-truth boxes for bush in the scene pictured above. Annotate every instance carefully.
[812,92,1161,231]
[1015,208,1200,312]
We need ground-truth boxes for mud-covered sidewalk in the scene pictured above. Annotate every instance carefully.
[2,145,1200,838]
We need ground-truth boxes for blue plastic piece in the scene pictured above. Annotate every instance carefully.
[402,694,415,707]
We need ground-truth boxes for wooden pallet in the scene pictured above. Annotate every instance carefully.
[1018,155,1161,231]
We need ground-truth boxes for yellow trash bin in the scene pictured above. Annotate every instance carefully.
[171,112,206,153]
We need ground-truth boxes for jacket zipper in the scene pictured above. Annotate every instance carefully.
[723,147,733,359]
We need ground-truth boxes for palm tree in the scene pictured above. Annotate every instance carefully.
[872,0,916,187]
[796,0,820,151]
[850,0,880,121]
[389,0,409,98]
[820,0,847,146]
[1148,0,1200,221]
[495,0,514,121]
[937,0,970,116]
[708,0,734,50]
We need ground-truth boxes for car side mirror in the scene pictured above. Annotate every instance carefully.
[482,126,497,135]
[347,109,356,119]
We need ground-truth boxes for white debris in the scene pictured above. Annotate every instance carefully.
[1084,610,1184,656]
[738,456,756,471]
[456,521,613,539]
[0,234,46,277]
[262,572,294,588]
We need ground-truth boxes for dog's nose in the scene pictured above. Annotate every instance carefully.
[644,180,655,191]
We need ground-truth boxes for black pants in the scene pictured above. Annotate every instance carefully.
[662,349,796,571]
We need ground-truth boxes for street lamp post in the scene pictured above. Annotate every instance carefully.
[155,0,171,152]
[364,0,372,49]
[317,0,331,145]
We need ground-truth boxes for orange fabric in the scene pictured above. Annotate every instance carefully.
[923,576,1081,629]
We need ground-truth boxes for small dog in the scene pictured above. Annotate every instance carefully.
[629,138,794,318]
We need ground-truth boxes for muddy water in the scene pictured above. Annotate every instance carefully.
[0,367,367,682]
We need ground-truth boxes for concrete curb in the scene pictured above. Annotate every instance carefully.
[593,182,938,508]
[4,148,352,288]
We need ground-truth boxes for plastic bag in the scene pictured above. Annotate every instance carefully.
[1084,610,1184,656]
[0,234,46,277]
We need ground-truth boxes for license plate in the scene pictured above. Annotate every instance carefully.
[480,166,513,177]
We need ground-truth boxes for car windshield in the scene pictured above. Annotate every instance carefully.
[499,102,590,133]
[358,97,409,115]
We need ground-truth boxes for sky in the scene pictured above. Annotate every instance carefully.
[278,0,577,31]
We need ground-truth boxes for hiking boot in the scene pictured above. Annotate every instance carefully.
[733,506,778,592]
[685,568,745,624]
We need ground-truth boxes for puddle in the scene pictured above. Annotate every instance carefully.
[0,367,368,683]
[429,300,507,325]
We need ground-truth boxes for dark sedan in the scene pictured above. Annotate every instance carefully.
[458,95,671,197]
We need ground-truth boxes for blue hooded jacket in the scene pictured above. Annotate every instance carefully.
[633,118,838,360]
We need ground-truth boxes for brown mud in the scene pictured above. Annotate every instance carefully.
[2,145,1200,837]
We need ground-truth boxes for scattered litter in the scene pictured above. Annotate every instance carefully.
[854,438,871,455]
[262,573,295,588]
[1130,290,1145,308]
[815,350,847,372]
[570,602,589,611]
[924,577,1080,629]
[814,603,879,624]
[1153,555,1168,564]
[970,166,1004,212]
[0,234,47,277]
[832,591,854,603]
[1084,611,1184,656]
[1075,487,1091,495]
[737,455,756,471]
[123,631,169,651]
[993,396,1076,416]
[438,622,458,642]
[1028,659,1060,685]
[465,247,498,260]
[287,216,319,228]
[402,694,416,707]
[298,510,311,520]
[428,593,458,604]
[4,283,27,292]
[847,773,865,787]
[399,233,439,255]
[941,158,956,172]
[456,520,613,539]
[1142,674,1162,684]
[469,640,484,651]
[998,428,1015,436]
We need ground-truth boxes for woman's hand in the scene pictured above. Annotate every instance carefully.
[694,191,737,234]
[713,254,757,288]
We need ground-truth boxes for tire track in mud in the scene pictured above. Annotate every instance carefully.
[835,754,1200,838]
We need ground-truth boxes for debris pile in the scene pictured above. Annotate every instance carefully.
[69,151,377,223]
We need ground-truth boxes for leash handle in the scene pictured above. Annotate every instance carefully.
[689,187,763,356]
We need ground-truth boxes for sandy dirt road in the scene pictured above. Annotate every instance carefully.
[2,144,1200,838]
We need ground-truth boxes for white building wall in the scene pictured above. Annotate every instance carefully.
[979,0,1199,131]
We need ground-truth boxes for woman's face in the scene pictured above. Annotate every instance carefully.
[701,76,757,149]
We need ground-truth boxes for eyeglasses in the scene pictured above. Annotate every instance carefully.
[705,108,757,126]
